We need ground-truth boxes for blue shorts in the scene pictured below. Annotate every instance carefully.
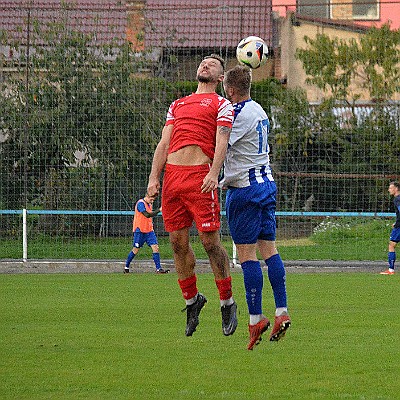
[390,227,400,242]
[132,230,158,248]
[226,180,277,244]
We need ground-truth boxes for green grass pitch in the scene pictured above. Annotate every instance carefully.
[1,272,399,399]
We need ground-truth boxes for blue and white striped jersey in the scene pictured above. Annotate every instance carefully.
[221,99,274,188]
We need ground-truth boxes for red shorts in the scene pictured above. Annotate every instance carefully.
[162,163,221,233]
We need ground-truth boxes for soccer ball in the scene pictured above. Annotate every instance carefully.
[236,36,269,69]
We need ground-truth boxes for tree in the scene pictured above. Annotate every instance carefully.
[296,34,359,102]
[0,11,176,236]
[295,23,400,103]
[357,24,400,101]
[290,24,400,212]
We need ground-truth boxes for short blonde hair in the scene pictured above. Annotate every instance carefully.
[224,65,252,97]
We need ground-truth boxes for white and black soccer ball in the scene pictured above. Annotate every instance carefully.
[236,36,269,69]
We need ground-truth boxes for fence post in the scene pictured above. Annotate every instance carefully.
[232,241,238,268]
[22,208,27,262]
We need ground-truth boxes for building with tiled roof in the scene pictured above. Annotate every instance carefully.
[0,0,126,61]
[143,0,273,49]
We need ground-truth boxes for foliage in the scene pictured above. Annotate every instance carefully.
[295,23,400,102]
[274,23,400,211]
[269,96,399,211]
[357,24,400,101]
[0,11,176,225]
[296,34,359,101]
[250,77,283,114]
[1,12,399,231]
[311,217,392,242]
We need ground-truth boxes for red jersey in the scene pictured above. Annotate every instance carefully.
[165,92,234,159]
[132,199,153,233]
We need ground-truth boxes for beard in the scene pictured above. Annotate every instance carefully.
[197,73,213,83]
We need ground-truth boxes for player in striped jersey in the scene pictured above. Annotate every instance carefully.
[146,54,238,338]
[222,65,291,350]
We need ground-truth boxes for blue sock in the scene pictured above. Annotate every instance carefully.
[126,251,135,268]
[153,252,162,270]
[266,253,287,308]
[241,260,263,315]
[388,252,396,270]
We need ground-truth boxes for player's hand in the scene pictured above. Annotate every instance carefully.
[147,180,160,198]
[201,173,218,193]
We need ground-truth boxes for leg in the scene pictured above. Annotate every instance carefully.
[258,240,287,309]
[236,243,264,317]
[150,243,169,274]
[125,230,145,273]
[235,243,269,349]
[382,227,400,274]
[258,239,291,341]
[389,241,397,269]
[124,247,139,273]
[198,230,230,280]
[257,239,278,260]
[169,227,195,280]
[170,228,207,336]
[383,240,397,274]
[225,185,272,347]
[150,243,161,269]
[198,230,237,336]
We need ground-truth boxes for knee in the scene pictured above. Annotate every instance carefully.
[203,240,223,257]
[201,237,215,253]
[170,237,188,255]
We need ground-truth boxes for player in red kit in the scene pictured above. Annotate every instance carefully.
[147,54,238,337]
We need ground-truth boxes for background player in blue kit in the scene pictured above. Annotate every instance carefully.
[221,65,290,350]
[124,193,169,274]
[380,181,400,275]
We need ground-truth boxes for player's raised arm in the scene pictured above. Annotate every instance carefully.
[147,124,173,198]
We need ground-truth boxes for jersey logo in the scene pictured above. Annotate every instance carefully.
[200,98,212,107]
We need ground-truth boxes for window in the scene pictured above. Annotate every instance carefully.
[352,0,379,19]
[298,0,330,19]
[330,0,379,20]
[297,0,379,21]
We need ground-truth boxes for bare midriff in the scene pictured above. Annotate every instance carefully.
[167,145,212,166]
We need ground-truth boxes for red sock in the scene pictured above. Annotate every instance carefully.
[178,275,198,300]
[215,276,232,300]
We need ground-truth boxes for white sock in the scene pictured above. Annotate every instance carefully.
[220,297,234,307]
[185,293,198,306]
[249,314,263,325]
[276,307,288,317]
